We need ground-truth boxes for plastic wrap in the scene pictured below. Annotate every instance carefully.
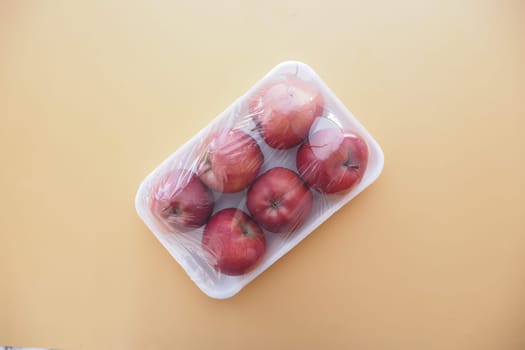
[135,61,384,299]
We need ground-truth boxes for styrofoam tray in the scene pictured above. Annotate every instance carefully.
[135,61,384,299]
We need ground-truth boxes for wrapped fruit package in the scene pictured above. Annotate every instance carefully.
[135,61,384,299]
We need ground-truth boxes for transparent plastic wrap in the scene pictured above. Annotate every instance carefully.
[135,61,384,299]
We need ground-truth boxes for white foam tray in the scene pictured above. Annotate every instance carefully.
[135,61,384,299]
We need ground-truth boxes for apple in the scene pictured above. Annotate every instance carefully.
[249,77,324,149]
[297,127,368,194]
[151,168,214,231]
[247,167,313,233]
[202,208,266,275]
[197,129,264,193]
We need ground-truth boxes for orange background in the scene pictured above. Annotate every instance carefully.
[1,0,524,349]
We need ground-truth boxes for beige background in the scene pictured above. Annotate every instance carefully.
[1,0,524,349]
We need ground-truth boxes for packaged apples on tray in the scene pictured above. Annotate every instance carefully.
[135,61,384,299]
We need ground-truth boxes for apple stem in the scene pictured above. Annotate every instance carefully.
[344,152,360,169]
[240,224,252,237]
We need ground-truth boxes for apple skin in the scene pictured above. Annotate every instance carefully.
[151,169,214,232]
[249,77,324,149]
[246,167,313,233]
[197,129,264,193]
[202,209,266,276]
[296,128,368,194]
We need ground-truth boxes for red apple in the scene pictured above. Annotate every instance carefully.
[202,209,266,275]
[249,77,324,149]
[197,129,264,193]
[151,169,214,232]
[297,127,368,194]
[247,167,313,233]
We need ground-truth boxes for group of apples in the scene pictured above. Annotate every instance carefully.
[151,77,368,276]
